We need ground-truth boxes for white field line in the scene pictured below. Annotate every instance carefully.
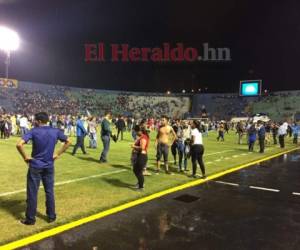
[0,169,127,198]
[205,150,234,156]
[249,186,280,192]
[211,152,253,163]
[216,182,283,193]
[215,181,239,187]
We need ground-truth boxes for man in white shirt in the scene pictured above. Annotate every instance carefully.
[19,115,29,136]
[278,122,287,148]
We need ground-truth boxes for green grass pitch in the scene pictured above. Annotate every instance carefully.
[0,129,297,245]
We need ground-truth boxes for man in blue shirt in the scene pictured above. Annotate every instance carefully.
[72,115,87,155]
[16,112,71,225]
[292,123,299,144]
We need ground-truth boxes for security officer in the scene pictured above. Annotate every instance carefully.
[16,112,71,225]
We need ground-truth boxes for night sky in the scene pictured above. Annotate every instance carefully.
[0,0,299,93]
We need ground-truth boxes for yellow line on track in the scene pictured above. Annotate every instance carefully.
[1,146,299,250]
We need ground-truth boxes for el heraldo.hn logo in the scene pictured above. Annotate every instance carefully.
[84,43,231,63]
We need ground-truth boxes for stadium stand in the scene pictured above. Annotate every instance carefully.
[250,91,300,121]
[1,81,300,121]
[193,91,300,121]
[0,81,191,118]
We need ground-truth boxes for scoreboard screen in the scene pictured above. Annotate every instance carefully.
[239,80,262,96]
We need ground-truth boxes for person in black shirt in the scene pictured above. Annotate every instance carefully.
[127,117,133,131]
[224,122,230,134]
[171,121,179,165]
[236,122,244,144]
[287,124,293,137]
[100,111,112,163]
[265,122,271,145]
[248,123,257,152]
[257,121,266,153]
[116,116,126,141]
[56,116,65,132]
[271,123,279,145]
[0,115,5,139]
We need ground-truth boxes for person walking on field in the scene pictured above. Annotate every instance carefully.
[88,116,98,148]
[190,120,206,179]
[72,115,87,155]
[217,122,225,141]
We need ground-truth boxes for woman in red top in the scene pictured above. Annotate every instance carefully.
[131,125,149,190]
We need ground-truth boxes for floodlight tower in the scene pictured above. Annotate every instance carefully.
[0,26,20,79]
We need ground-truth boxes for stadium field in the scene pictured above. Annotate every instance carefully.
[0,130,298,245]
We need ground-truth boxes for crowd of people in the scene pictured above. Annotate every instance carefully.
[1,83,300,227]
[0,82,191,118]
[1,108,299,226]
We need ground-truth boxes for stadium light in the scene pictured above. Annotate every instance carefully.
[0,26,20,79]
[182,89,186,93]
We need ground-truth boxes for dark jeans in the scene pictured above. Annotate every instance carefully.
[156,143,169,164]
[21,127,28,136]
[132,130,137,141]
[89,132,97,148]
[127,123,132,131]
[117,129,124,140]
[259,137,265,153]
[4,128,10,139]
[272,133,277,144]
[248,141,255,152]
[100,135,110,162]
[26,167,56,222]
[279,135,285,148]
[171,141,177,162]
[217,131,224,141]
[177,141,185,170]
[133,154,147,188]
[0,127,4,139]
[72,135,86,155]
[293,134,298,144]
[191,144,205,176]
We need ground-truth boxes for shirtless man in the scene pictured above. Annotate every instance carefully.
[155,116,177,174]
